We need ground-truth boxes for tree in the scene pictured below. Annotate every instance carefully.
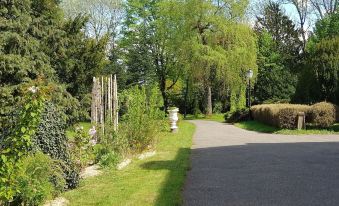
[279,0,311,51]
[178,0,257,114]
[254,31,297,103]
[118,0,184,111]
[255,2,302,69]
[0,0,109,129]
[309,0,338,19]
[61,0,123,48]
[295,12,339,104]
[254,2,301,103]
[0,0,57,129]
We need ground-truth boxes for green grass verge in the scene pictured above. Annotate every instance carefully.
[63,121,195,206]
[235,120,339,135]
[184,113,225,123]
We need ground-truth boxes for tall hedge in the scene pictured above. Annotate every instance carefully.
[32,102,79,189]
[251,102,338,129]
[251,104,311,129]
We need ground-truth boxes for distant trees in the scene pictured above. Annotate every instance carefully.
[254,2,302,103]
[295,11,339,104]
[116,0,257,114]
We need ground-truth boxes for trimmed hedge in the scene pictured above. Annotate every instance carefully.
[310,102,336,128]
[251,102,338,129]
[251,104,310,129]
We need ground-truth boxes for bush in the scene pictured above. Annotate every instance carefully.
[14,152,65,206]
[251,104,311,129]
[277,108,298,129]
[94,144,121,168]
[225,108,249,123]
[69,125,95,169]
[32,102,80,189]
[119,85,165,153]
[310,102,336,128]
[213,102,223,113]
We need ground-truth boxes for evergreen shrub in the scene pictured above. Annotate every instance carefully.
[32,102,80,189]
[225,108,249,123]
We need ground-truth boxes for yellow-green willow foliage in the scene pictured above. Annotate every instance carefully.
[167,0,257,112]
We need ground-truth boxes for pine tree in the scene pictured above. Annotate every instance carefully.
[254,2,301,103]
[0,0,55,129]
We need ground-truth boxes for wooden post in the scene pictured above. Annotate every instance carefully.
[91,74,118,134]
[297,112,306,130]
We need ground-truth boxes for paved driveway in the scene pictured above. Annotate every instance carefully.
[183,120,339,206]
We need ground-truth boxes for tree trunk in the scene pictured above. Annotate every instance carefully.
[159,76,169,112]
[184,78,189,118]
[206,85,212,115]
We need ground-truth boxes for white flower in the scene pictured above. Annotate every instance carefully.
[28,86,38,93]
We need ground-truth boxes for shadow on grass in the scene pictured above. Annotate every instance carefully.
[235,120,279,133]
[141,148,191,206]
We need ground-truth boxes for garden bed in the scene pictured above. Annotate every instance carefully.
[62,121,195,205]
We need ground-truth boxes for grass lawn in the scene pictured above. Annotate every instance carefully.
[235,120,339,135]
[63,121,195,206]
[184,113,225,123]
[66,122,92,140]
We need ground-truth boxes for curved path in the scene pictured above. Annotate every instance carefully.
[183,120,339,206]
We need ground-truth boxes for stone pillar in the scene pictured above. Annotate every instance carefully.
[297,112,306,130]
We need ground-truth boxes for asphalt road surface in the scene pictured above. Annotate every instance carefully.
[183,120,339,206]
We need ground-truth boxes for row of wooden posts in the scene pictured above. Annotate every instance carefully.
[91,74,118,134]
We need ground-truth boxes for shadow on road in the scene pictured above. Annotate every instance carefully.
[183,141,339,206]
[143,141,339,206]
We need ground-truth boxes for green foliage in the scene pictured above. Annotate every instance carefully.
[213,102,223,113]
[310,102,336,128]
[70,125,95,169]
[14,152,65,206]
[254,2,301,104]
[255,2,302,67]
[0,84,45,202]
[0,0,54,130]
[0,0,108,130]
[295,12,339,105]
[225,108,250,123]
[94,144,120,168]
[91,118,124,169]
[63,121,195,205]
[119,85,165,153]
[32,102,80,189]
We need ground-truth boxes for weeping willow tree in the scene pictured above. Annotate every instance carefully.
[173,0,257,114]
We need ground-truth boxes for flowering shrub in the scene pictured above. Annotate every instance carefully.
[0,83,46,202]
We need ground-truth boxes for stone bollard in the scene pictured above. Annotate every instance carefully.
[297,112,306,130]
[168,107,179,133]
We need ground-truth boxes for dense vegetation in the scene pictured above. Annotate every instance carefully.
[0,0,338,204]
